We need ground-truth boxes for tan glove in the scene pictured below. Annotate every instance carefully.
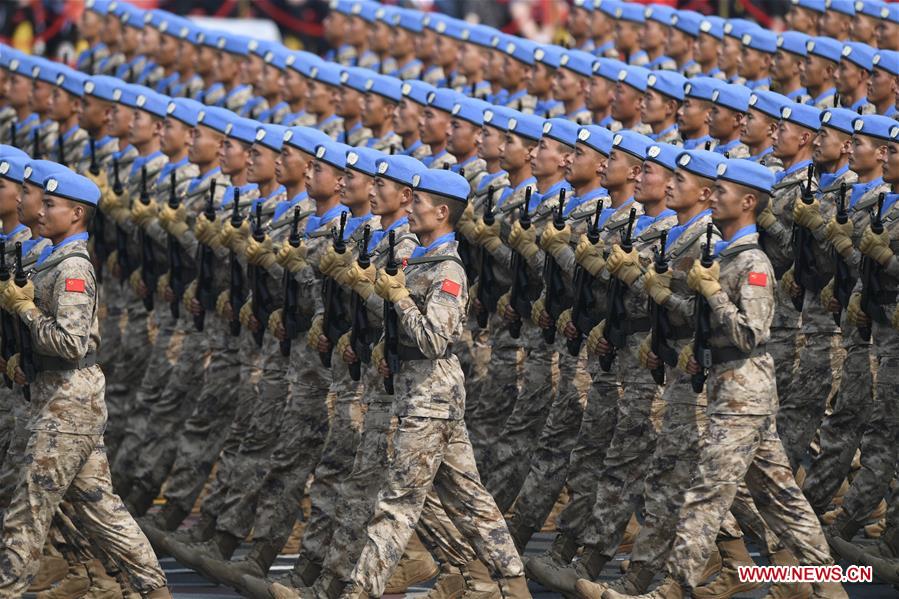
[99,188,122,213]
[336,261,376,298]
[4,280,35,315]
[556,307,572,334]
[779,267,797,298]
[246,236,277,269]
[158,203,187,231]
[574,234,605,276]
[156,272,171,297]
[86,169,110,202]
[643,269,672,305]
[457,203,478,240]
[6,353,19,382]
[586,320,606,355]
[215,290,231,318]
[238,299,254,328]
[826,216,854,257]
[128,268,143,295]
[793,197,824,230]
[335,332,352,360]
[687,260,721,299]
[677,344,694,374]
[105,251,119,275]
[530,297,546,326]
[820,278,835,310]
[846,292,867,327]
[195,214,223,247]
[110,206,131,226]
[374,268,409,302]
[607,244,643,285]
[268,308,283,335]
[508,221,540,259]
[131,199,158,226]
[637,334,653,370]
[319,245,353,277]
[539,223,571,256]
[276,239,308,272]
[220,218,251,251]
[307,315,324,349]
[859,225,893,266]
[473,218,503,252]
[757,205,777,230]
[182,281,197,310]
[496,291,511,318]
[371,341,385,368]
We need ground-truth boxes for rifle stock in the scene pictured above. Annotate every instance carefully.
[690,224,715,392]
[348,225,372,381]
[567,198,603,356]
[279,206,303,356]
[13,243,33,401]
[383,230,399,394]
[599,207,637,372]
[320,211,348,367]
[858,192,887,341]
[541,188,569,344]
[508,187,533,339]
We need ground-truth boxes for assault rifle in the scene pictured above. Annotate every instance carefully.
[90,139,108,283]
[858,192,886,342]
[690,224,715,392]
[790,165,817,311]
[566,198,603,356]
[476,185,497,329]
[832,183,852,326]
[228,188,245,336]
[249,203,272,347]
[279,207,303,356]
[167,171,184,319]
[137,166,156,311]
[348,225,372,381]
[320,211,348,367]
[383,230,399,394]
[194,180,217,332]
[649,230,675,385]
[541,188,568,344]
[14,243,33,401]
[112,157,131,284]
[0,242,15,388]
[508,187,533,339]
[598,207,636,372]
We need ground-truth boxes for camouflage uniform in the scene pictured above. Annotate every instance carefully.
[649,125,683,146]
[50,126,89,168]
[222,84,255,114]
[366,131,403,153]
[425,150,457,171]
[317,115,346,140]
[808,87,838,110]
[342,123,373,148]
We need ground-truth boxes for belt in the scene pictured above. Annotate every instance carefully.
[710,344,767,365]
[667,323,694,340]
[33,352,98,372]
[625,317,651,335]
[396,344,453,361]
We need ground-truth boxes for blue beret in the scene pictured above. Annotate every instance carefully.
[255,123,287,152]
[375,154,425,186]
[560,49,596,78]
[224,116,259,145]
[132,88,170,118]
[853,114,897,141]
[824,0,855,15]
[309,62,343,87]
[647,71,687,101]
[344,147,381,176]
[166,97,203,127]
[425,13,463,38]
[577,125,614,156]
[314,140,349,169]
[157,14,187,38]
[643,4,675,25]
[742,29,777,54]
[349,0,379,22]
[452,98,491,126]
[777,32,810,57]
[841,42,875,71]
[195,29,219,48]
[263,46,289,71]
[412,169,469,203]
[111,81,140,106]
[542,118,579,147]
[85,0,112,14]
[716,158,775,193]
[482,106,518,131]
[594,58,627,82]
[196,106,232,134]
[5,53,32,77]
[118,3,145,29]
[790,0,826,12]
[882,3,899,24]
[175,20,202,44]
[285,51,322,77]
[283,127,331,155]
[711,83,750,113]
[698,15,725,40]
[401,80,435,106]
[460,24,495,49]
[854,0,886,18]
[780,102,821,131]
[30,58,61,84]
[44,170,100,206]
[330,0,354,15]
[216,32,250,56]
[596,0,622,18]
[23,160,64,188]
[618,65,651,92]
[613,2,645,22]
[748,90,790,119]
[645,142,681,171]
[534,44,565,69]
[56,68,88,97]
[891,123,899,142]
[364,74,402,102]
[392,7,424,33]
[572,0,594,11]
[0,145,28,160]
[671,10,703,37]
[143,9,167,30]
[873,50,899,76]
[805,37,843,63]
[0,155,28,184]
[819,108,858,134]
[684,76,723,102]
[508,113,546,142]
[723,19,758,40]
[675,149,725,180]
[0,47,23,70]
[340,67,369,93]
[612,130,652,160]
[373,4,398,25]
[426,88,461,113]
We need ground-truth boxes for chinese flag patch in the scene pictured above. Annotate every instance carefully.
[65,278,86,293]
[440,279,461,297]
[748,272,767,287]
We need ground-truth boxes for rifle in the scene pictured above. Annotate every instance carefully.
[57,135,66,167]
[319,211,348,367]
[112,157,131,284]
[89,138,100,176]
[649,230,675,385]
[476,185,497,328]
[508,186,534,339]
[383,230,399,394]
[249,203,272,347]
[348,225,372,381]
[790,165,818,311]
[0,242,15,388]
[599,207,636,372]
[33,128,41,159]
[166,171,184,319]
[279,207,303,356]
[9,122,16,149]
[832,183,852,326]
[858,192,887,341]
[541,188,568,344]
[194,180,217,332]
[228,188,245,336]
[690,224,715,392]
[567,198,603,356]
[455,167,477,283]
[90,139,107,283]
[137,166,156,311]
[13,243,33,401]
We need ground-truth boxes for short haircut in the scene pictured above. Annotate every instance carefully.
[427,193,466,227]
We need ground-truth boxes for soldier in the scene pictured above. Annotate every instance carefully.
[612,66,653,134]
[641,5,678,71]
[802,37,841,109]
[603,158,848,599]
[323,0,358,66]
[153,14,188,95]
[395,81,434,160]
[337,68,373,147]
[425,14,463,90]
[257,47,292,125]
[591,1,619,59]
[238,41,272,121]
[95,0,126,76]
[695,16,726,79]
[368,6,397,76]
[837,42,876,114]
[387,8,424,80]
[455,24,495,101]
[773,32,812,103]
[170,21,205,100]
[819,0,854,41]
[306,62,346,140]
[878,4,899,51]
[587,59,622,129]
[567,0,595,53]
[135,11,166,89]
[114,3,148,82]
[28,59,61,159]
[785,0,822,36]
[281,52,318,128]
[554,50,594,124]
[643,72,686,145]
[720,20,755,84]
[868,50,899,118]
[612,3,649,67]
[74,76,121,175]
[708,83,751,158]
[668,11,703,78]
[420,89,459,170]
[194,30,225,105]
[76,0,112,73]
[678,78,718,150]
[342,1,378,70]
[527,44,563,117]
[48,69,90,168]
[361,75,403,151]
[850,0,883,45]
[742,90,788,170]
[0,167,171,598]
[215,33,256,114]
[738,29,776,91]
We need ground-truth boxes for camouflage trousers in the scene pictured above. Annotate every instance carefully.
[0,390,15,465]
[803,328,876,513]
[99,283,128,456]
[667,413,833,590]
[0,432,167,597]
[457,318,492,429]
[347,416,523,597]
[161,317,243,515]
[482,322,554,505]
[0,392,29,509]
[218,341,330,545]
[767,326,801,411]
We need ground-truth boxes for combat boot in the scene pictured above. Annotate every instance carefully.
[268,582,302,599]
[825,513,863,544]
[145,503,190,532]
[459,560,500,599]
[572,561,655,599]
[759,549,811,599]
[863,523,899,559]
[526,545,608,595]
[36,563,90,599]
[603,576,684,599]
[288,553,324,588]
[810,581,850,598]
[857,551,899,586]
[424,564,465,599]
[691,538,762,599]
[167,530,240,571]
[124,485,157,517]
[523,532,578,584]
[312,570,347,599]
[162,513,216,546]
[200,540,280,588]
[28,555,69,592]
[83,560,123,599]
[496,576,532,599]
[145,587,174,599]
[238,574,276,599]
[338,584,369,599]
[383,533,439,593]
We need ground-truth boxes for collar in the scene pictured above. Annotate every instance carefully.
[682,134,714,150]
[158,155,190,186]
[59,124,81,143]
[82,135,116,158]
[648,123,678,141]
[809,87,836,106]
[818,163,850,190]
[849,96,869,112]
[749,146,774,162]
[774,159,813,184]
[112,144,135,161]
[0,223,29,242]
[368,216,408,253]
[343,212,376,240]
[219,183,258,209]
[224,84,251,103]
[451,155,479,174]
[714,138,743,155]
[36,232,89,266]
[532,179,573,212]
[409,231,455,259]
[565,186,607,217]
[131,150,164,176]
[477,170,507,192]
[496,176,537,208]
[401,139,424,156]
[635,208,676,236]
[251,185,286,211]
[599,197,635,229]
[849,177,884,209]
[187,167,222,194]
[665,209,711,252]
[422,148,448,167]
[305,203,349,235]
[316,114,340,130]
[786,87,808,101]
[714,224,756,256]
[646,54,673,68]
[273,191,309,222]
[22,237,44,257]
[745,77,771,90]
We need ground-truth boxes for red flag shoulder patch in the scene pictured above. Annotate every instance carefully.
[65,278,86,293]
[440,279,461,297]
[748,272,767,287]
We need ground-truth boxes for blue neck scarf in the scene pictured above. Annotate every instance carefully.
[648,123,678,142]
[343,212,376,241]
[368,216,408,253]
[131,150,164,177]
[809,87,836,106]
[451,155,478,174]
[0,223,28,243]
[273,191,309,222]
[219,183,258,210]
[531,179,573,213]
[187,167,222,195]
[774,159,812,184]
[714,138,742,156]
[158,156,189,186]
[496,177,537,209]
[635,208,676,236]
[410,231,455,260]
[305,203,349,235]
[714,224,756,256]
[817,164,850,191]
[565,186,607,217]
[849,177,884,210]
[748,146,773,163]
[401,140,423,156]
[36,232,89,266]
[478,170,507,192]
[682,135,714,151]
[665,209,712,252]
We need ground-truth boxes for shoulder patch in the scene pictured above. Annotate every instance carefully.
[65,278,86,293]
[440,278,461,297]
[748,272,767,287]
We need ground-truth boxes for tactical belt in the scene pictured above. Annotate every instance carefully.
[871,290,898,304]
[667,323,694,340]
[624,317,651,334]
[710,344,767,365]
[33,351,98,372]
[397,344,453,361]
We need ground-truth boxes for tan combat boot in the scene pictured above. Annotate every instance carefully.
[760,548,811,599]
[28,555,69,592]
[36,564,90,599]
[383,532,439,592]
[811,580,850,598]
[573,561,655,599]
[145,587,174,599]
[84,560,123,599]
[603,576,684,599]
[424,564,465,599]
[459,560,500,599]
[496,576,532,599]
[691,538,763,599]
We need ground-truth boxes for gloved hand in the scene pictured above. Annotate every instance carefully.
[6,353,19,382]
[457,203,478,240]
[238,299,254,328]
[86,169,110,202]
[757,205,777,230]
[307,315,324,349]
[607,244,642,285]
[508,221,539,259]
[677,345,694,374]
[3,280,35,315]
[846,292,868,327]
[195,214,223,247]
[820,279,835,311]
[539,223,571,257]
[374,268,409,303]
[687,260,721,299]
[268,308,283,335]
[826,216,854,258]
[215,290,230,318]
[336,261,376,298]
[496,291,511,319]
[131,199,158,226]
[574,234,606,276]
[110,206,131,226]
[158,203,187,231]
[246,236,276,269]
[371,341,385,369]
[335,332,352,360]
[556,308,572,334]
[793,198,824,230]
[156,272,171,298]
[276,239,308,272]
[779,267,799,299]
[220,218,251,251]
[473,218,503,252]
[586,320,606,355]
[99,188,122,213]
[638,334,653,370]
[320,245,353,277]
[859,225,893,266]
[644,269,673,305]
[182,281,197,311]
[530,297,546,327]
[128,268,143,296]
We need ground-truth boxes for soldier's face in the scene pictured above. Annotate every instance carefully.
[363,94,391,129]
[500,133,532,172]
[308,160,342,200]
[614,22,639,51]
[189,126,223,166]
[884,141,899,184]
[772,51,799,84]
[260,65,280,97]
[407,191,443,235]
[434,36,460,68]
[394,99,421,136]
[868,68,897,105]
[218,53,241,84]
[336,88,364,119]
[197,46,217,75]
[773,120,807,160]
[178,42,198,74]
[812,127,849,165]
[390,29,414,58]
[242,55,264,88]
[19,182,42,227]
[552,69,582,103]
[415,29,437,62]
[719,37,741,73]
[708,105,742,140]
[566,144,602,187]
[30,81,52,114]
[741,110,775,147]
[275,146,309,186]
[738,48,770,80]
[102,15,122,47]
[800,56,825,88]
[447,118,478,158]
[108,103,132,138]
[612,83,642,122]
[711,180,748,223]
[634,161,670,203]
[370,177,407,216]
[818,11,849,39]
[478,125,503,162]
[49,88,75,122]
[677,98,710,135]
[601,150,634,189]
[7,74,31,108]
[160,118,190,157]
[306,82,333,114]
[420,108,451,146]
[157,34,179,67]
[586,77,613,112]
[370,22,392,54]
[282,70,307,104]
[247,144,277,184]
[0,176,20,219]
[567,7,590,39]
[323,12,348,46]
[37,195,82,241]
[348,16,369,47]
[786,7,818,35]
[641,90,672,127]
[592,11,611,40]
[80,10,102,39]
[342,169,373,209]
[488,50,505,82]
[667,170,705,212]
[219,138,249,175]
[667,29,692,60]
[141,28,161,57]
[836,61,868,95]
[848,135,884,174]
[531,137,571,179]
[695,34,718,65]
[642,21,668,50]
[460,44,488,79]
[121,26,141,53]
[877,21,899,51]
[528,63,553,96]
